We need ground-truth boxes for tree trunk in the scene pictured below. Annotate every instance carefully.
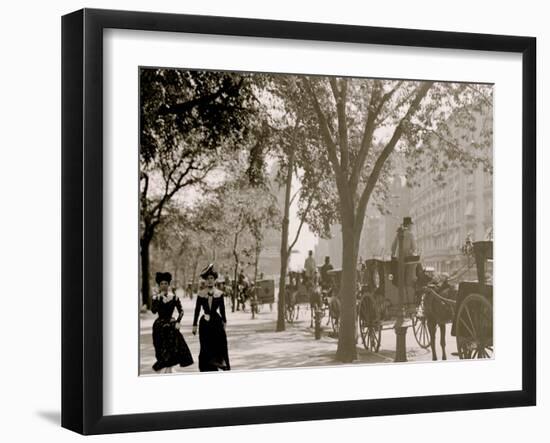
[232,232,240,299]
[173,267,179,290]
[336,216,360,362]
[140,235,152,308]
[191,258,199,293]
[253,240,261,284]
[277,149,295,332]
[277,249,289,332]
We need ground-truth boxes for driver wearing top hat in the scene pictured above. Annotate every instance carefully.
[391,216,418,289]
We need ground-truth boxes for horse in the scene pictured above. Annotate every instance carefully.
[318,286,341,334]
[284,284,298,322]
[420,284,456,360]
[308,285,323,328]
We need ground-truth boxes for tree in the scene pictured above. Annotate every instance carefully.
[139,68,257,307]
[260,77,329,331]
[219,178,280,297]
[287,76,492,362]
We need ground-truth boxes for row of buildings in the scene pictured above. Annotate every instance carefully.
[315,165,492,275]
[316,106,493,275]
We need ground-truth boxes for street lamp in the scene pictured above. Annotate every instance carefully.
[394,226,408,363]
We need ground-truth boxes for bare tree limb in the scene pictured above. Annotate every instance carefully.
[465,84,493,108]
[301,77,340,176]
[330,78,350,179]
[302,77,353,215]
[356,82,434,222]
[350,81,403,193]
[287,195,315,255]
[289,188,300,207]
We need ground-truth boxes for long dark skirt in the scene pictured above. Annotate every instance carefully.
[198,314,230,372]
[152,319,194,371]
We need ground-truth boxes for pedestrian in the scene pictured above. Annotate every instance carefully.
[192,264,230,372]
[237,268,249,311]
[151,272,194,373]
[304,250,317,289]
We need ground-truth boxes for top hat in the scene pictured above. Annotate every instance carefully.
[403,216,413,226]
[155,272,172,284]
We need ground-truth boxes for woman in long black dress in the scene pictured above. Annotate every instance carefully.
[151,272,194,373]
[192,264,230,372]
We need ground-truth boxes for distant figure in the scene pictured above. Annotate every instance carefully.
[319,256,333,290]
[192,264,230,372]
[237,268,249,311]
[186,281,194,300]
[151,272,193,373]
[304,250,317,289]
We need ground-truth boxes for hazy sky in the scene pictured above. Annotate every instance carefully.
[287,178,317,271]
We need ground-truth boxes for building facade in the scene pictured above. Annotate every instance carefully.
[314,224,343,269]
[359,175,412,261]
[410,164,492,274]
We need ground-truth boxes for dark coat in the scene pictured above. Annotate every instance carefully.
[192,288,227,326]
[193,288,230,371]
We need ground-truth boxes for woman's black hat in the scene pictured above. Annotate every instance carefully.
[200,264,218,280]
[155,272,172,284]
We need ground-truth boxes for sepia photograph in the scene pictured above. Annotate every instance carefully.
[138,68,494,375]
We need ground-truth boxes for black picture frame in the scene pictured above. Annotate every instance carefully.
[61,8,536,435]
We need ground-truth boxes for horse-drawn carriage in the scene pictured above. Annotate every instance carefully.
[249,279,276,315]
[357,240,493,360]
[316,263,418,341]
[355,257,427,352]
[285,271,321,325]
[451,240,493,359]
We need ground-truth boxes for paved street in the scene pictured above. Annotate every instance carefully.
[140,292,458,375]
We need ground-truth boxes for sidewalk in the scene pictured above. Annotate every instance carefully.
[139,295,393,375]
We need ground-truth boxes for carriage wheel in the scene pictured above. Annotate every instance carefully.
[455,293,493,359]
[364,324,381,352]
[358,295,381,352]
[412,315,431,349]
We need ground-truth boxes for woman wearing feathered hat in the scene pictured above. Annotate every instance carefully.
[192,264,231,371]
[151,272,194,373]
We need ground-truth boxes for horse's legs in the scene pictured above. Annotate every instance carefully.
[428,319,437,361]
[440,322,447,360]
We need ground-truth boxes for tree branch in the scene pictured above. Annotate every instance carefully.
[465,84,493,109]
[330,78,349,180]
[350,81,403,194]
[140,172,150,213]
[289,188,300,207]
[287,195,314,255]
[158,78,244,116]
[356,82,433,222]
[302,77,353,215]
[301,77,340,176]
